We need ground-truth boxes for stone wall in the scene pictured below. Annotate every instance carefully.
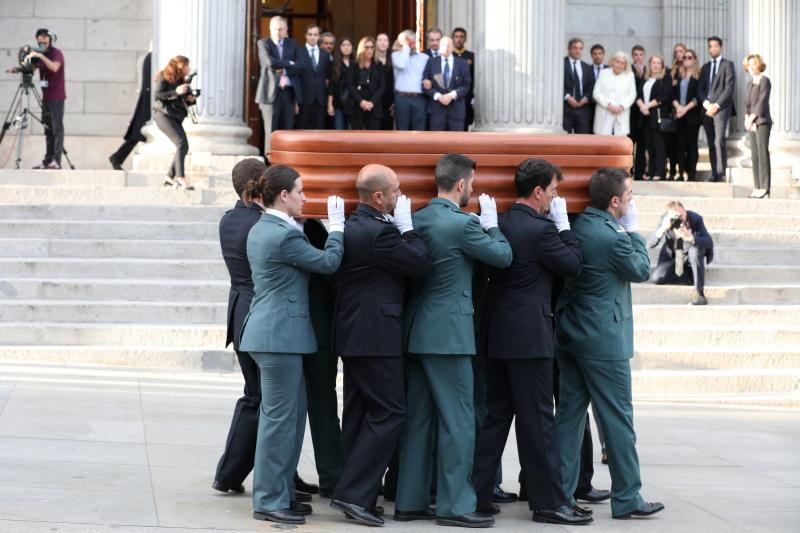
[0,0,151,169]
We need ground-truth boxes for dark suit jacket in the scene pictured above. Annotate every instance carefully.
[647,210,714,265]
[124,52,150,142]
[333,203,431,357]
[347,62,385,118]
[219,200,263,350]
[304,219,335,349]
[563,57,594,103]
[422,55,471,117]
[745,77,772,125]
[452,48,475,101]
[629,64,647,131]
[672,75,702,125]
[636,74,673,128]
[297,44,331,106]
[697,58,736,112]
[481,203,581,359]
[265,38,302,103]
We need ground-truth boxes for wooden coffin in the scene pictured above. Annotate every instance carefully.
[269,131,633,217]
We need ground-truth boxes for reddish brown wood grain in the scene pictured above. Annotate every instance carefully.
[270,131,633,217]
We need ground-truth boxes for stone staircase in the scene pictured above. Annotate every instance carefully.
[0,170,798,406]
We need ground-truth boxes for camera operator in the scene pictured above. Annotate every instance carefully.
[153,55,196,190]
[648,200,714,305]
[6,29,65,169]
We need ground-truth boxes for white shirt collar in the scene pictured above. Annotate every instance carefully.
[265,208,294,225]
[307,43,317,52]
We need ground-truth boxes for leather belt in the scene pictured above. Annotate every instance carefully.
[395,91,422,97]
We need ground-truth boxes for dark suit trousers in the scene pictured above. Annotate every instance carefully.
[749,124,771,191]
[630,125,648,180]
[563,104,592,134]
[272,87,296,131]
[644,125,667,179]
[303,346,342,490]
[474,358,568,511]
[394,94,427,131]
[334,356,406,507]
[214,349,261,486]
[430,109,465,132]
[297,101,325,129]
[350,109,381,130]
[677,120,700,181]
[111,138,138,165]
[553,358,594,495]
[703,108,730,180]
[652,246,707,293]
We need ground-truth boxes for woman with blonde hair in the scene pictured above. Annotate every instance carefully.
[592,51,637,135]
[348,37,385,130]
[635,55,672,180]
[154,55,196,190]
[743,53,772,197]
[667,43,687,178]
[672,49,702,181]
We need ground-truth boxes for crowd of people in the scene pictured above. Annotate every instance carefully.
[213,155,666,527]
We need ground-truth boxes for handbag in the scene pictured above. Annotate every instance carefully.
[657,108,678,133]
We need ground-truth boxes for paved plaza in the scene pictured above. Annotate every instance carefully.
[0,363,797,532]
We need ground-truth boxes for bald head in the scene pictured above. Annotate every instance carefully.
[355,164,400,213]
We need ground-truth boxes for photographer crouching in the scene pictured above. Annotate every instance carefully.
[154,55,198,190]
[648,201,714,305]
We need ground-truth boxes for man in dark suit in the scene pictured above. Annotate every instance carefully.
[629,45,647,180]
[473,159,592,526]
[109,52,150,169]
[424,27,443,59]
[697,36,736,182]
[264,16,301,132]
[330,165,432,527]
[452,27,475,131]
[648,200,714,305]
[563,38,594,134]
[296,24,331,129]
[422,37,471,131]
[589,44,605,133]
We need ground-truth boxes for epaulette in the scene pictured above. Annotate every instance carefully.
[605,219,627,233]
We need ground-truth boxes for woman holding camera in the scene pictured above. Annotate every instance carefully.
[154,55,196,190]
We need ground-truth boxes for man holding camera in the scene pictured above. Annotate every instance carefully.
[649,201,714,305]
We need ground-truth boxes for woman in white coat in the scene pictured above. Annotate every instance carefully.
[592,51,637,135]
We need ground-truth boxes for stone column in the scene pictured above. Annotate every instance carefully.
[137,0,257,173]
[471,0,565,132]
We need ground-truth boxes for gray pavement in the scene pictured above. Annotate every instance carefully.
[0,363,798,532]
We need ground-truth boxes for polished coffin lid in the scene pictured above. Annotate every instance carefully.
[270,131,633,217]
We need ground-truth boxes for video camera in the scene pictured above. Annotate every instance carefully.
[17,45,44,74]
[669,215,683,230]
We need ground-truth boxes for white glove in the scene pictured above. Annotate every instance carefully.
[478,193,498,230]
[618,199,638,232]
[327,195,345,233]
[547,197,570,232]
[392,195,413,234]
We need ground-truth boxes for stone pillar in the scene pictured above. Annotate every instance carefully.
[137,0,257,174]
[471,0,565,132]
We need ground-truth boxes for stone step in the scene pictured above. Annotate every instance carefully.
[635,325,800,349]
[0,185,237,206]
[704,264,800,284]
[632,349,800,370]
[637,213,800,232]
[0,258,228,280]
[0,323,226,347]
[689,247,800,266]
[632,181,741,197]
[0,239,221,259]
[632,305,800,326]
[0,169,126,187]
[0,204,226,221]
[704,229,800,247]
[632,284,800,305]
[0,346,236,372]
[0,278,229,301]
[0,300,227,323]
[633,196,800,214]
[632,368,800,397]
[0,220,220,240]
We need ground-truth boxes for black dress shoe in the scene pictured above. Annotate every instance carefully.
[573,504,593,517]
[319,487,335,498]
[492,485,518,503]
[294,473,320,494]
[613,501,665,519]
[108,156,123,171]
[533,506,593,525]
[346,505,384,519]
[476,503,501,515]
[393,508,435,521]
[331,499,384,526]
[290,500,313,515]
[253,508,305,524]
[575,487,611,502]
[436,512,495,528]
[295,490,312,502]
[211,480,244,494]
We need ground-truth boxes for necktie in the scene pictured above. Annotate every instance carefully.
[278,41,288,88]
[572,61,582,99]
[443,59,450,88]
[312,47,317,70]
[710,59,717,92]
[595,65,600,79]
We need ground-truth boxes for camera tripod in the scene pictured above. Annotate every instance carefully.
[0,71,74,169]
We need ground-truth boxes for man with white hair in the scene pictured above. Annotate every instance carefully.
[264,16,301,132]
[421,36,471,131]
[391,29,429,130]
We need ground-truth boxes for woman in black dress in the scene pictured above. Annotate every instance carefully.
[348,37,385,130]
[635,55,672,181]
[327,37,355,130]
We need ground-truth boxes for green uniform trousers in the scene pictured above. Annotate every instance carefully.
[397,354,477,517]
[303,346,342,491]
[250,352,307,512]
[555,350,646,516]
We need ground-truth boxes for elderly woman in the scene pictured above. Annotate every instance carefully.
[592,51,637,135]
[743,53,772,198]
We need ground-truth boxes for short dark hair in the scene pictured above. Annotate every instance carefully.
[244,164,300,207]
[452,27,467,38]
[305,23,320,33]
[631,44,645,54]
[321,31,335,40]
[435,153,476,191]
[428,27,443,37]
[590,44,605,54]
[588,167,629,210]
[568,37,583,49]
[707,35,723,47]
[514,158,561,198]
[232,158,267,199]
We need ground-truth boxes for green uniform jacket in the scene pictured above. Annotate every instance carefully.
[555,207,650,360]
[406,198,513,355]
[239,213,344,354]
